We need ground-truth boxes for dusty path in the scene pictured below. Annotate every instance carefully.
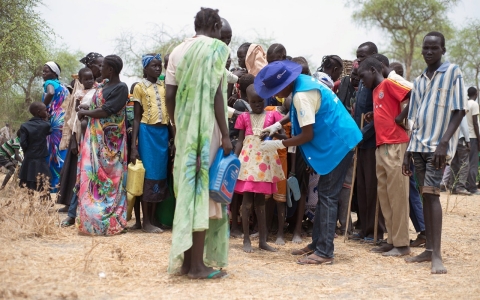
[0,193,479,299]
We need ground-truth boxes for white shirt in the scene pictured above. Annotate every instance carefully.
[467,99,479,139]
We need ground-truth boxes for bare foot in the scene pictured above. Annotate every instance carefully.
[382,246,411,257]
[180,264,190,276]
[259,242,277,252]
[230,229,243,238]
[292,234,302,244]
[129,223,142,230]
[371,243,394,253]
[275,236,285,245]
[431,255,447,274]
[405,250,432,263]
[291,246,313,256]
[243,240,254,253]
[142,224,163,233]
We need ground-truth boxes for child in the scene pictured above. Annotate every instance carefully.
[0,130,22,190]
[234,84,285,253]
[19,102,52,192]
[359,57,411,257]
[130,53,170,233]
[60,68,96,227]
[403,32,466,274]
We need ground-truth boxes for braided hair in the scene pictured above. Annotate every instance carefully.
[194,7,221,31]
[266,43,287,63]
[317,55,343,73]
[103,55,123,75]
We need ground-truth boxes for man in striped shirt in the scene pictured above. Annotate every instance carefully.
[402,32,466,274]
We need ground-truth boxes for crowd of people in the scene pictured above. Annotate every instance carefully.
[4,7,478,279]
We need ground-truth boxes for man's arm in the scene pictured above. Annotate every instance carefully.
[433,110,465,169]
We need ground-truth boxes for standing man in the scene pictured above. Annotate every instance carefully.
[466,87,480,194]
[352,42,385,241]
[403,31,466,274]
[259,60,362,265]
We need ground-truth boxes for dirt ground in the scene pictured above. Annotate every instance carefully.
[0,190,479,300]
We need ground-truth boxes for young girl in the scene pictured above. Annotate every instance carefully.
[19,102,52,193]
[234,84,285,253]
[130,53,170,233]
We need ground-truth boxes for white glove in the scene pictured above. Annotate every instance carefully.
[261,121,282,136]
[260,140,286,152]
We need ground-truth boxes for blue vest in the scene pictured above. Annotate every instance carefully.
[291,74,362,175]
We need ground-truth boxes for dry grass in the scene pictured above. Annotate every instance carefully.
[0,183,479,299]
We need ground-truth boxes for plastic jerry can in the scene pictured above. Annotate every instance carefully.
[126,160,145,196]
[209,148,240,204]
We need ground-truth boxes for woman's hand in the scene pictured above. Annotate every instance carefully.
[221,135,233,155]
[77,110,86,120]
[130,147,139,165]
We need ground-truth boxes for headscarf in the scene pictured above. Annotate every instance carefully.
[79,52,103,66]
[142,54,161,69]
[245,44,267,76]
[45,61,61,77]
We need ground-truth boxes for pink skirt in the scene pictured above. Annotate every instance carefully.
[234,179,277,195]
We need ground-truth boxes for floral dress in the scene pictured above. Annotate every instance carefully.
[234,111,285,194]
[75,81,128,235]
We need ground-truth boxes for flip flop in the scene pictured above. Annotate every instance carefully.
[287,177,301,201]
[291,247,314,256]
[205,270,228,279]
[297,256,334,265]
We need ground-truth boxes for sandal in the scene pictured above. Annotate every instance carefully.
[410,234,426,247]
[291,247,314,256]
[61,216,75,227]
[297,255,334,265]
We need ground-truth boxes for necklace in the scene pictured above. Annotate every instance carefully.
[250,112,266,136]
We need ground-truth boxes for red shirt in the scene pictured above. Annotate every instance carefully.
[373,79,411,146]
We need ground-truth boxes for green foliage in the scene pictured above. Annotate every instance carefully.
[449,19,480,91]
[347,0,459,80]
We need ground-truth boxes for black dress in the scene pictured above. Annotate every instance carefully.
[19,117,52,190]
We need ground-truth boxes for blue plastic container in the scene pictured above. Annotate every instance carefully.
[209,148,240,204]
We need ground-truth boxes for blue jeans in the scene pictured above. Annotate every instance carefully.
[409,162,425,233]
[308,151,354,258]
[67,194,78,218]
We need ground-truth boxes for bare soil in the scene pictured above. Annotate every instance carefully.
[0,190,479,299]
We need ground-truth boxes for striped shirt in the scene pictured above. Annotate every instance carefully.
[0,136,20,158]
[407,62,467,162]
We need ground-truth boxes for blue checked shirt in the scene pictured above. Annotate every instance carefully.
[407,62,467,162]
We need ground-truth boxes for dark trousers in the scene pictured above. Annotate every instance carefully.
[449,140,469,190]
[356,147,385,239]
[68,194,78,218]
[308,151,353,258]
[467,138,479,192]
[409,162,425,233]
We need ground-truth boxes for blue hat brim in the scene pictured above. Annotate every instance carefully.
[254,61,303,99]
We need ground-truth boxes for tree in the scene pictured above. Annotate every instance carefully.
[0,0,51,83]
[114,24,188,77]
[347,0,459,80]
[449,19,480,91]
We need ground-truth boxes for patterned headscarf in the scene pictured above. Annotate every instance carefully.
[142,54,161,69]
[80,52,103,66]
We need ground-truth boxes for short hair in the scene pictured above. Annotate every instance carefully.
[103,55,123,74]
[390,62,404,76]
[238,42,251,53]
[29,101,45,116]
[358,57,383,73]
[292,57,311,75]
[372,54,389,67]
[318,55,343,72]
[468,87,478,97]
[266,43,286,62]
[130,82,139,94]
[239,74,255,95]
[194,7,221,32]
[78,67,93,80]
[358,41,378,54]
[424,31,445,47]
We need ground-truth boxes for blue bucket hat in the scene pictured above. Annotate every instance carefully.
[254,60,302,99]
